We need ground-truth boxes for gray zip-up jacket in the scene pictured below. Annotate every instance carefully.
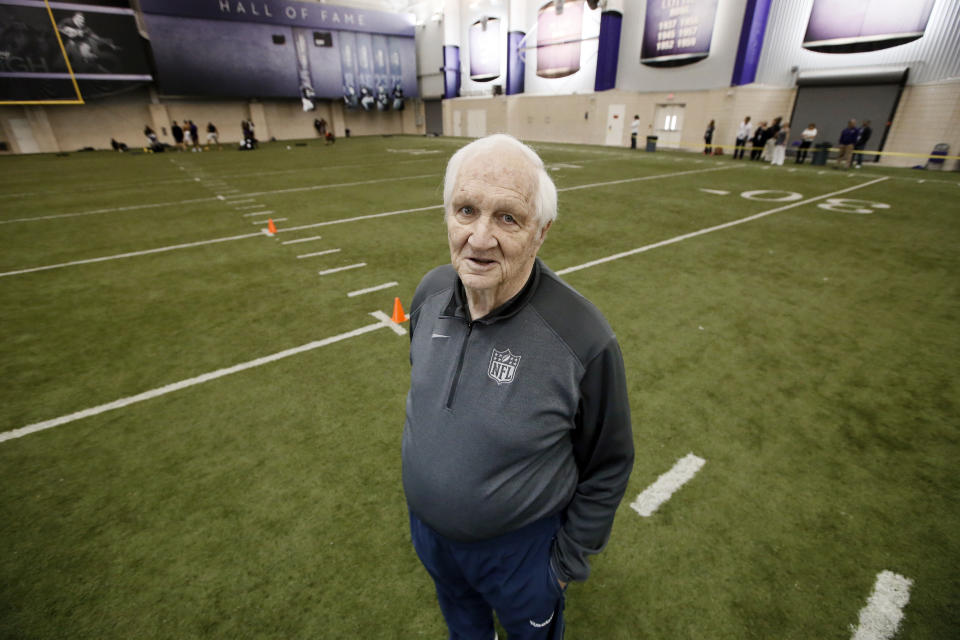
[402,258,634,583]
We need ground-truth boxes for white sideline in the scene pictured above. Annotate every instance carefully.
[0,317,400,444]
[557,177,889,275]
[630,453,706,517]
[850,571,913,640]
[348,281,398,297]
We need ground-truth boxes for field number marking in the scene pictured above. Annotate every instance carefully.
[741,190,804,202]
[850,571,913,640]
[818,198,891,214]
[559,178,889,275]
[630,453,706,517]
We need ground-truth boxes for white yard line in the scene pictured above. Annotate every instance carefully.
[348,281,398,297]
[0,174,437,225]
[0,196,218,225]
[0,232,263,278]
[318,263,366,276]
[630,453,706,517]
[558,177,889,275]
[235,204,264,209]
[850,571,913,640]
[252,218,287,224]
[282,235,322,245]
[230,198,255,204]
[233,173,437,198]
[556,166,734,193]
[277,205,442,233]
[0,316,403,444]
[297,248,340,259]
[242,210,274,217]
[369,310,407,335]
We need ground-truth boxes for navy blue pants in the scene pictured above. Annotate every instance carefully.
[410,511,566,640]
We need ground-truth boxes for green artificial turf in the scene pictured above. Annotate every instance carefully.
[1,136,958,639]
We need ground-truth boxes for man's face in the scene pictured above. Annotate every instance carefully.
[447,147,550,306]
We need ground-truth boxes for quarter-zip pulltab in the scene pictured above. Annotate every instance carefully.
[446,319,474,409]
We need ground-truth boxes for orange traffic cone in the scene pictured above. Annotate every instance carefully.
[391,297,408,323]
[267,218,278,235]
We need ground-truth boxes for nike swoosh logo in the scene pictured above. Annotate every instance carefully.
[529,612,555,628]
[431,333,450,339]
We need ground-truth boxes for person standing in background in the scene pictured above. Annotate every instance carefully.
[762,117,782,162]
[795,123,817,164]
[704,119,715,154]
[854,120,872,168]
[772,121,790,166]
[750,121,767,160]
[630,115,640,150]
[171,121,183,151]
[836,119,858,169]
[734,116,752,160]
[206,122,221,150]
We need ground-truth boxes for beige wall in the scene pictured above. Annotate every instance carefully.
[0,94,425,154]
[441,82,960,170]
[882,80,960,170]
[442,86,796,152]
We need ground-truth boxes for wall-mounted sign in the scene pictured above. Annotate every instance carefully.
[536,0,584,79]
[469,16,500,82]
[0,1,151,102]
[803,0,935,53]
[641,0,718,67]
[140,0,416,105]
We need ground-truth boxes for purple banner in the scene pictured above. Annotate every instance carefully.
[730,0,770,86]
[443,44,460,99]
[139,0,415,37]
[506,30,525,95]
[803,0,934,53]
[594,10,621,92]
[641,0,718,67]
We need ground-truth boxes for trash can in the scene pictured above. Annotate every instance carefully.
[812,142,831,166]
[645,135,658,152]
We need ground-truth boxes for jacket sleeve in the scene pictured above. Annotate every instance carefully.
[551,336,634,583]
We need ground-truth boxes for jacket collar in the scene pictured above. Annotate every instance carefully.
[442,258,542,325]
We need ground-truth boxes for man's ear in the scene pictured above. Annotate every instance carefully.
[538,220,553,243]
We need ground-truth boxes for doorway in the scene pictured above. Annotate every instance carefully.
[654,104,685,149]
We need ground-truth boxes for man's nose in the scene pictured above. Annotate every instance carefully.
[467,216,497,250]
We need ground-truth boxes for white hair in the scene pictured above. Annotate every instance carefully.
[442,134,558,230]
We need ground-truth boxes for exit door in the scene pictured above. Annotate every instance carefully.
[654,104,685,149]
[605,104,625,146]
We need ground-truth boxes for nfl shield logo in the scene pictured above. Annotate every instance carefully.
[488,348,521,385]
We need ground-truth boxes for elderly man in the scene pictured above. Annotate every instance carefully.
[402,134,634,640]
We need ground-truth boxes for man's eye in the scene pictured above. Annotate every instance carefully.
[502,214,516,225]
[459,206,474,215]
